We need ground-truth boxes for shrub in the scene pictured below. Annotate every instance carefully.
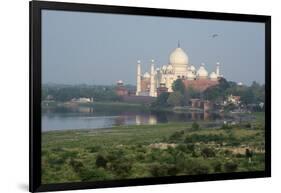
[80,167,110,181]
[107,149,125,162]
[245,123,252,128]
[186,144,195,153]
[87,145,102,153]
[176,144,194,154]
[61,150,78,160]
[110,159,132,177]
[169,130,184,142]
[213,161,222,173]
[221,123,232,130]
[191,122,200,130]
[149,163,178,177]
[224,161,238,172]
[48,154,65,167]
[223,149,232,156]
[95,154,108,168]
[194,165,210,174]
[69,158,84,173]
[201,147,216,158]
[184,134,224,144]
[183,159,211,175]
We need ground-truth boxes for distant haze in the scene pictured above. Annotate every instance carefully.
[42,10,265,86]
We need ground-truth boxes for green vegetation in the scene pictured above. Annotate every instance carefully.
[42,113,265,184]
[42,84,121,102]
[172,79,185,95]
[152,79,200,108]
[204,79,265,107]
[92,101,149,112]
[167,91,184,106]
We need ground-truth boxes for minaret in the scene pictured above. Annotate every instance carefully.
[136,60,141,96]
[216,62,220,77]
[149,59,156,97]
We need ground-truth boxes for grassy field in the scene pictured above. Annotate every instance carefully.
[42,112,265,184]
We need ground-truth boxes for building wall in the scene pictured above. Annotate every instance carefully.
[183,79,219,92]
[115,87,128,96]
[138,77,218,96]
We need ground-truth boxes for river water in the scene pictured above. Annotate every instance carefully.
[42,106,246,132]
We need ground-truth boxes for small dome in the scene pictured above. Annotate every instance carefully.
[167,64,173,71]
[190,65,196,72]
[209,72,218,80]
[169,47,189,65]
[143,72,150,78]
[187,71,196,80]
[162,65,167,71]
[117,80,123,84]
[197,64,208,77]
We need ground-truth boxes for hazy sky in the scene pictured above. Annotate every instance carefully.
[42,10,265,86]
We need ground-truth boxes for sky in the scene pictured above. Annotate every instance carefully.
[42,10,265,86]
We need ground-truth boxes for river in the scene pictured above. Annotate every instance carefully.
[42,106,249,131]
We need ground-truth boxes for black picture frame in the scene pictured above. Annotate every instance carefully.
[29,1,271,192]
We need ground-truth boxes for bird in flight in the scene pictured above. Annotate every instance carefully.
[211,34,219,38]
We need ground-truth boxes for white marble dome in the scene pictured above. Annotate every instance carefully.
[190,65,196,72]
[197,64,208,77]
[187,71,196,80]
[169,47,189,65]
[209,72,218,80]
[143,72,150,78]
[167,64,173,71]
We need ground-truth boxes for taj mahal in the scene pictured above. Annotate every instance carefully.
[135,43,223,97]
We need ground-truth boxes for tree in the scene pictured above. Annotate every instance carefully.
[240,89,255,105]
[187,86,200,99]
[167,91,184,106]
[218,78,230,90]
[203,77,230,102]
[172,79,185,95]
[151,92,170,107]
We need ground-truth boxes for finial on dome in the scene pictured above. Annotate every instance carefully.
[178,40,180,48]
[201,63,205,66]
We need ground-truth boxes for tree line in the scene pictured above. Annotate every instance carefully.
[152,78,265,108]
[42,84,121,102]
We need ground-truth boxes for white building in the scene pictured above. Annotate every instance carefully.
[136,44,222,97]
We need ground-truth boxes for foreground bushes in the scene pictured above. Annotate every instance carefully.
[41,120,265,183]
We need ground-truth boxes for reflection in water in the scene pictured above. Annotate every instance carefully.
[114,116,125,126]
[204,112,210,120]
[148,116,157,125]
[135,115,141,125]
[42,106,246,131]
[135,115,157,125]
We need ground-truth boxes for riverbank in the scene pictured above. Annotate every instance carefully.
[43,100,207,113]
[42,112,265,184]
